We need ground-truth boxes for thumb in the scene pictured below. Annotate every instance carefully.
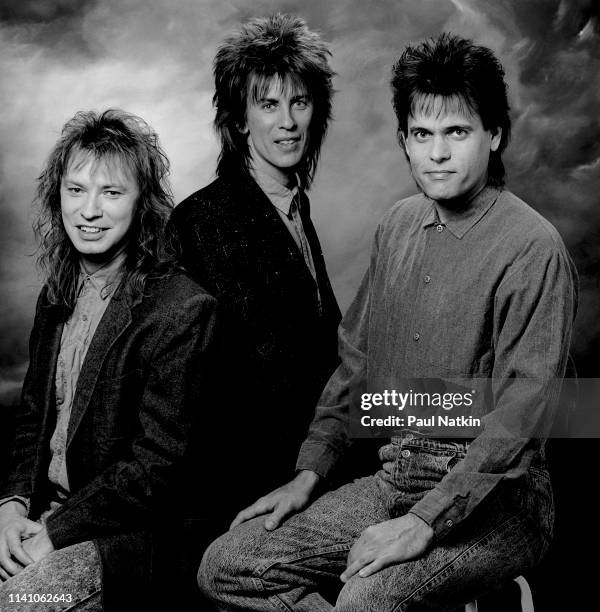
[23,520,43,537]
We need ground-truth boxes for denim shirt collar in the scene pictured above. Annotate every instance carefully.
[422,185,500,239]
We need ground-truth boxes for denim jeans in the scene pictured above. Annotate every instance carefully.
[0,541,101,611]
[199,435,553,611]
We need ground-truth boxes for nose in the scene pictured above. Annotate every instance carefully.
[80,192,102,220]
[429,135,450,163]
[279,104,297,130]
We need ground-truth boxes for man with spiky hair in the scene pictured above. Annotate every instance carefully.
[171,14,342,513]
[198,33,577,610]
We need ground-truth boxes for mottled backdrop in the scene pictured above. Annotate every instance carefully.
[1,0,599,410]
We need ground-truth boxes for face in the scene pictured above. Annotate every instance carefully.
[60,151,139,273]
[403,98,501,203]
[244,77,313,185]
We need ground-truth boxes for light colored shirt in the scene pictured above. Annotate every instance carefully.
[250,168,319,286]
[47,254,125,501]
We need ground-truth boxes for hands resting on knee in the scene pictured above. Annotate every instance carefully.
[229,471,435,582]
[230,469,321,531]
[0,502,54,581]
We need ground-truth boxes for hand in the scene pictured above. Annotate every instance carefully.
[230,470,321,531]
[22,528,54,565]
[340,513,434,582]
[0,502,42,580]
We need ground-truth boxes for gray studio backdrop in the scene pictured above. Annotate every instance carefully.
[1,0,599,408]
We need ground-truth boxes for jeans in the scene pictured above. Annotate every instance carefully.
[0,541,101,612]
[199,435,553,611]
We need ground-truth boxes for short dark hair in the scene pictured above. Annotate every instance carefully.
[391,33,511,187]
[213,13,334,188]
[34,109,177,311]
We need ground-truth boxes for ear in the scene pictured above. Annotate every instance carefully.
[399,131,409,157]
[238,122,249,135]
[490,127,502,152]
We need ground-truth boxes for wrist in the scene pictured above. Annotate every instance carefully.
[294,470,321,489]
[0,500,28,518]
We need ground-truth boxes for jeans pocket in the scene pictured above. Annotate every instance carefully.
[388,449,458,516]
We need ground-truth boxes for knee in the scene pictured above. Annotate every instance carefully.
[197,533,235,599]
[198,523,260,601]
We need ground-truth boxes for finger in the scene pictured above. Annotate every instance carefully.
[230,501,270,530]
[23,520,43,537]
[0,545,22,577]
[6,530,33,567]
[264,502,293,531]
[341,557,368,583]
[357,557,387,578]
[0,566,10,581]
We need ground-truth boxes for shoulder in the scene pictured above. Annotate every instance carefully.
[173,175,244,224]
[494,189,569,254]
[139,270,217,317]
[375,192,429,239]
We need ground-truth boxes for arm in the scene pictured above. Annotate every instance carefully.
[409,241,577,540]
[44,291,219,549]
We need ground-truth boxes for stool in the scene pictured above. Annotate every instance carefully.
[465,576,534,612]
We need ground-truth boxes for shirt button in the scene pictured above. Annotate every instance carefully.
[437,224,444,233]
[401,449,411,458]
[445,519,454,527]
[424,275,431,284]
[413,332,420,341]
[82,314,88,321]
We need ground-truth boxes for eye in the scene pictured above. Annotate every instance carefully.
[104,190,122,197]
[67,187,82,194]
[412,130,430,142]
[261,102,276,111]
[293,98,308,110]
[450,128,468,138]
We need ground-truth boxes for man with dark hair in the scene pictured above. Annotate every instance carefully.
[198,33,578,611]
[0,109,218,610]
[170,14,342,511]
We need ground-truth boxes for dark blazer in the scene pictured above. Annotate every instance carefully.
[0,270,219,610]
[170,171,342,505]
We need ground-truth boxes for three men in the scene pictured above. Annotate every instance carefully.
[198,33,578,610]
[170,14,342,511]
[0,110,218,610]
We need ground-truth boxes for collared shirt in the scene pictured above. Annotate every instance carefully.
[250,167,319,286]
[47,254,125,500]
[296,186,577,539]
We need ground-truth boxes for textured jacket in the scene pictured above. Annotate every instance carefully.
[1,270,219,609]
[170,171,342,502]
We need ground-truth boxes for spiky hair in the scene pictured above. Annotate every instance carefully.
[391,33,511,187]
[213,13,334,188]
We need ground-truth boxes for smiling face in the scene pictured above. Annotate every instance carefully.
[244,76,313,186]
[60,150,139,272]
[403,95,501,204]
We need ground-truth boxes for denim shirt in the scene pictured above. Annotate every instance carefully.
[296,186,578,539]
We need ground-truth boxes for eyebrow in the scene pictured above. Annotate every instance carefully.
[62,177,129,190]
[409,122,473,133]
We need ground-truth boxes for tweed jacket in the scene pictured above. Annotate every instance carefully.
[0,270,219,609]
[170,171,342,499]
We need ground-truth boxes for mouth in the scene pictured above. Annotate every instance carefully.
[76,225,107,235]
[425,171,455,180]
[274,137,301,150]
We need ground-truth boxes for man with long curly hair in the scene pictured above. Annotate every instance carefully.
[170,14,343,512]
[0,109,218,610]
